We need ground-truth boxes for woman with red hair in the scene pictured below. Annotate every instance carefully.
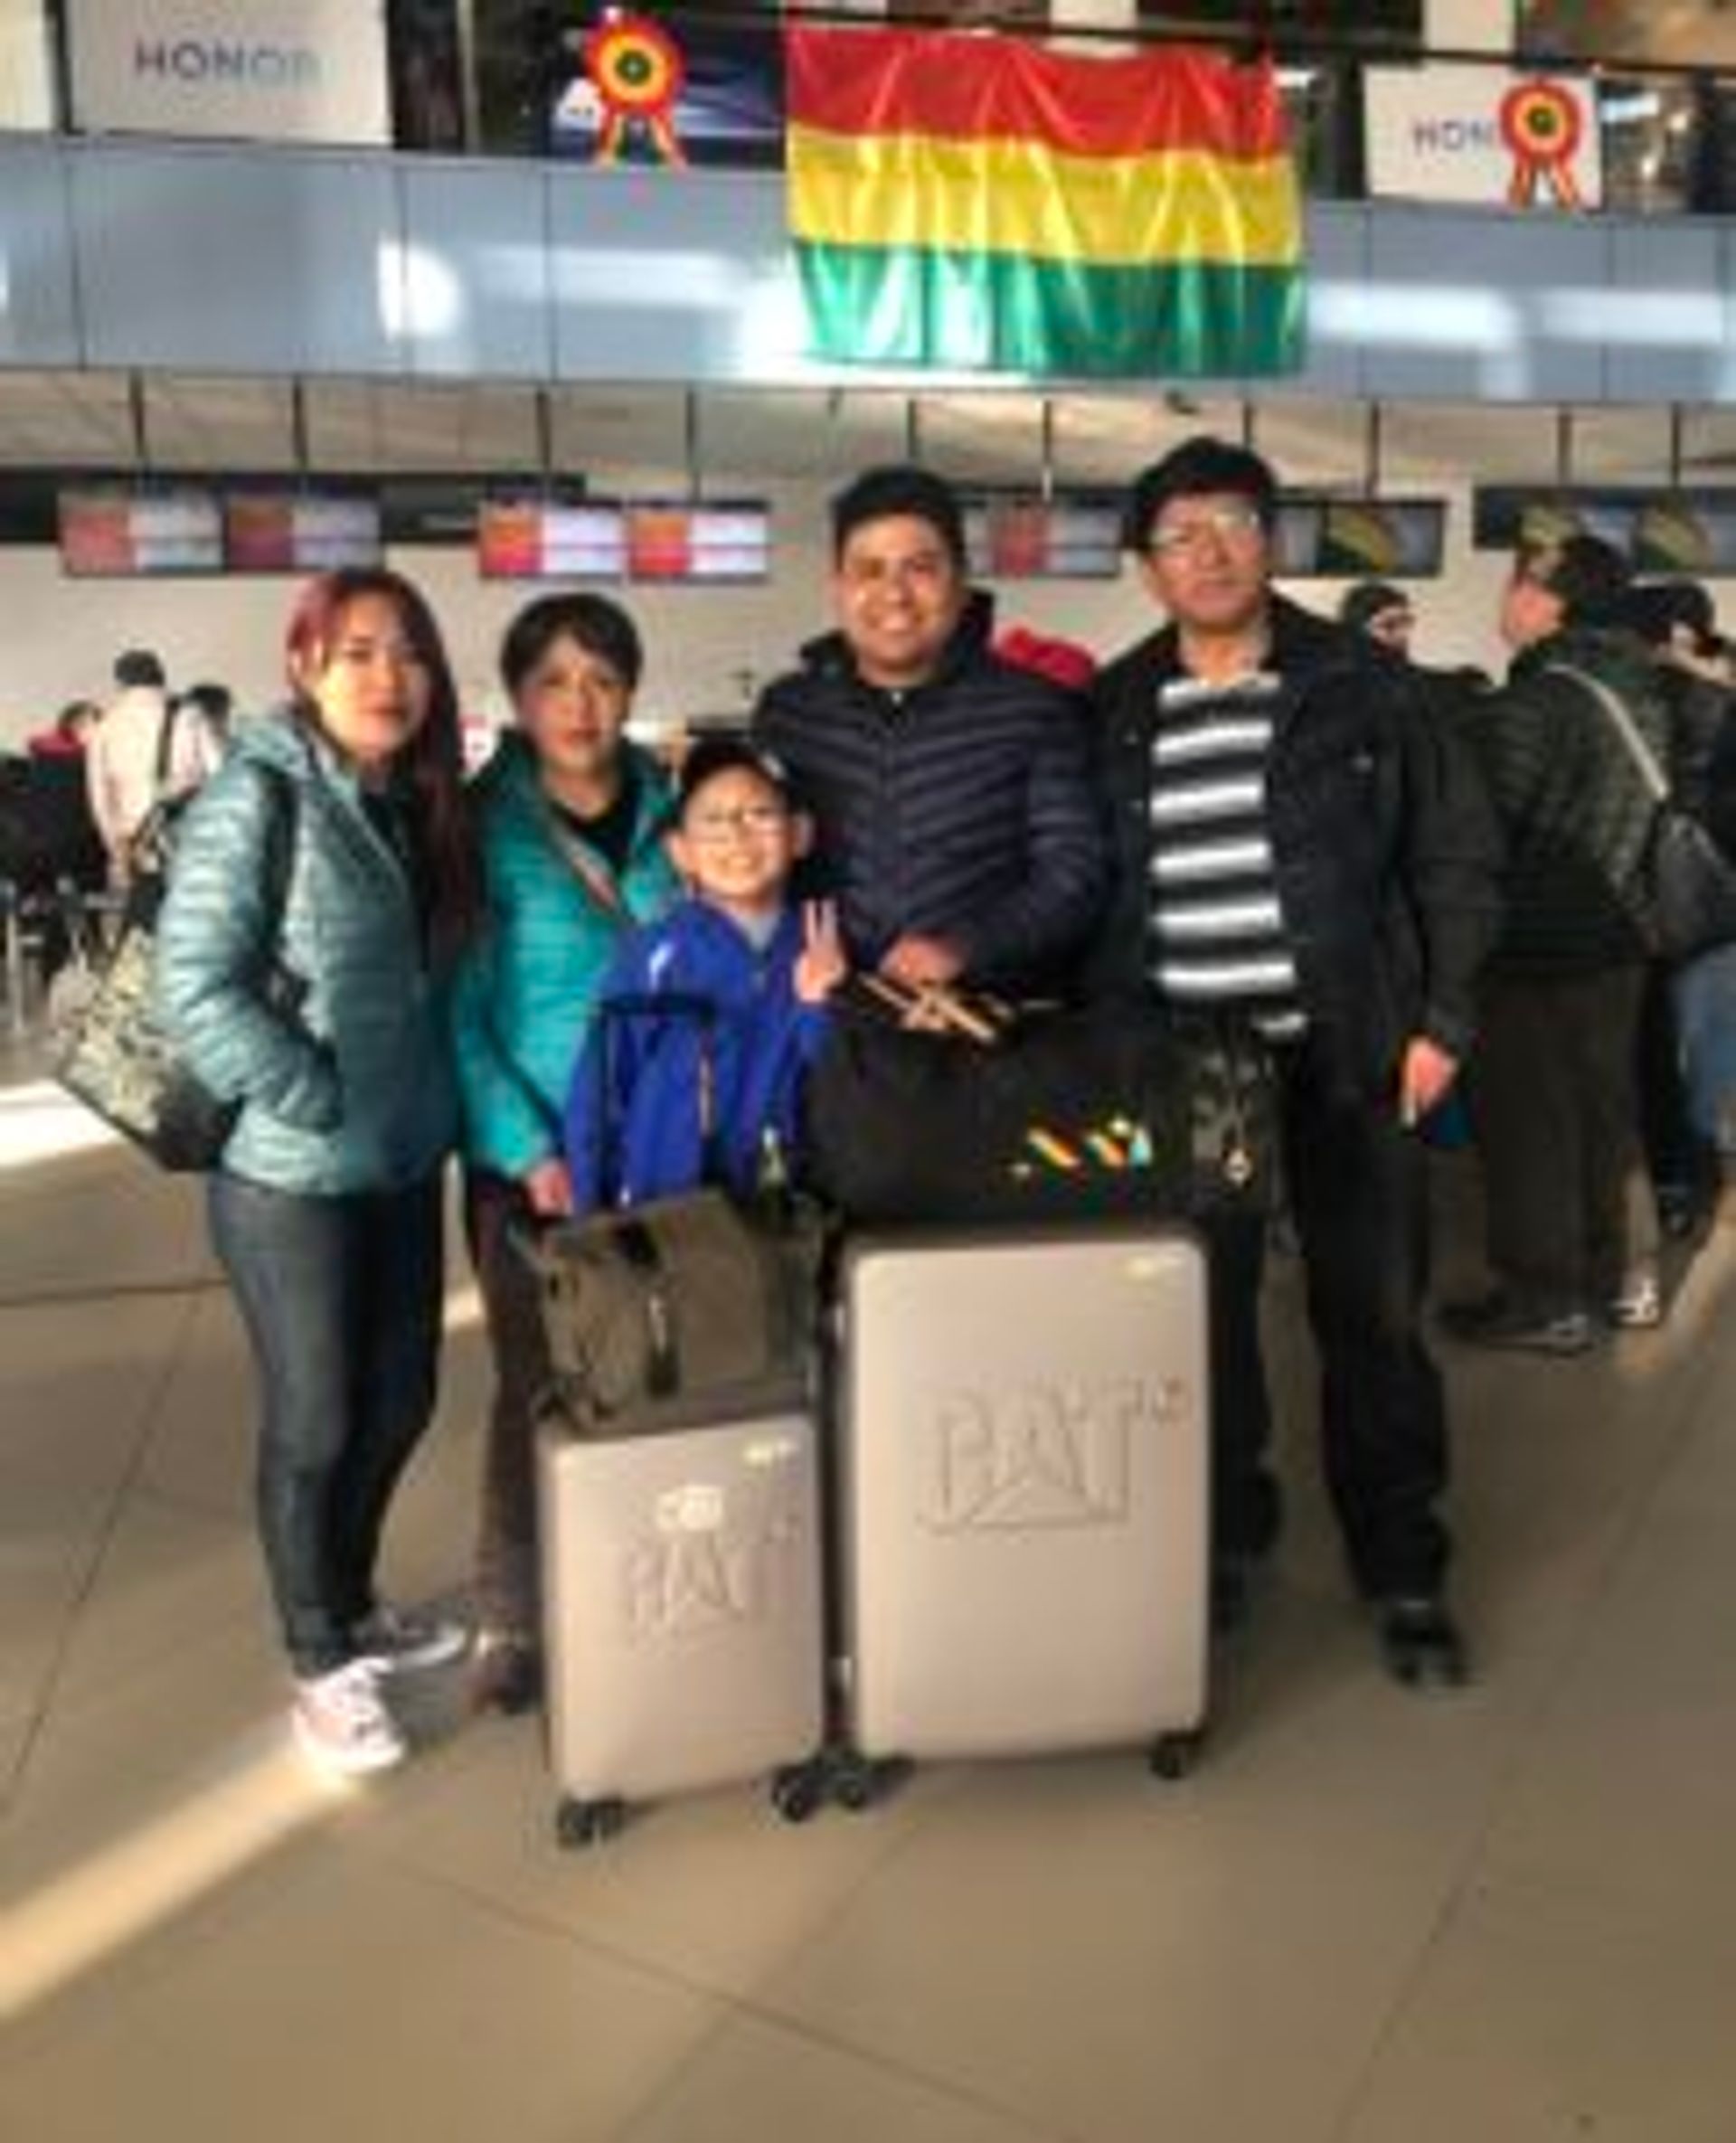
[157,570,479,1776]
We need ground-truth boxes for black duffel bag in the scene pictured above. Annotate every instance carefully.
[801,996,1274,1227]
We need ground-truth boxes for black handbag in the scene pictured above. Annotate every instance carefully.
[1549,661,1736,962]
[802,997,1274,1227]
[53,768,298,1173]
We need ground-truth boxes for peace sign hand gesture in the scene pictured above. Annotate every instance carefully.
[795,900,847,1005]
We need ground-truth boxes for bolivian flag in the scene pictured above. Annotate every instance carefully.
[786,26,1303,379]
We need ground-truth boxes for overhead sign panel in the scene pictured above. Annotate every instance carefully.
[67,0,391,146]
[1365,64,1602,210]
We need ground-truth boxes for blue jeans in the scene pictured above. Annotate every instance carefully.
[1673,941,1736,1156]
[209,1170,446,1676]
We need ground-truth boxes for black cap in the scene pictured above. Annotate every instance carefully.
[1339,580,1410,634]
[675,736,794,821]
[1520,534,1632,628]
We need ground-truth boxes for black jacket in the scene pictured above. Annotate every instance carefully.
[752,594,1107,990]
[1659,663,1736,860]
[1464,627,1670,975]
[1090,595,1503,1103]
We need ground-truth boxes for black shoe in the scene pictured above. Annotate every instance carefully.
[471,1634,542,1716]
[1373,1594,1468,1690]
[1439,1292,1598,1356]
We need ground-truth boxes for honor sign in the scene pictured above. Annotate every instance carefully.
[68,0,390,146]
[1364,64,1603,211]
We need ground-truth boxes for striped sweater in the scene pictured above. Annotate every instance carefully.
[1146,670,1305,1039]
[752,595,1106,989]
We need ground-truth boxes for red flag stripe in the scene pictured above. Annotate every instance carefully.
[784,26,1287,164]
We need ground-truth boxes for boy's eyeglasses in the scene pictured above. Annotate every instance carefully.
[1147,504,1264,558]
[684,803,788,843]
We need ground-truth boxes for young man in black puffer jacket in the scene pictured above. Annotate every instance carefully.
[1092,436,1501,1686]
[752,464,1106,996]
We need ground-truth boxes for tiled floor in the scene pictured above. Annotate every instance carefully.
[4,1072,1735,2142]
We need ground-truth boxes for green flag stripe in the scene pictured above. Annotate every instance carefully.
[794,240,1303,379]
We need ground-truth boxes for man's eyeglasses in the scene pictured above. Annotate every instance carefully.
[1147,504,1265,559]
[684,802,788,844]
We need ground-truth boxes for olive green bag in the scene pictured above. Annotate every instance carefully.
[522,1189,826,1436]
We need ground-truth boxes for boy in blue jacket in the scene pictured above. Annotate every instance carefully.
[564,738,846,1207]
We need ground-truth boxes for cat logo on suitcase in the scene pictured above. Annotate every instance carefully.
[923,1374,1190,1534]
[619,1483,807,1644]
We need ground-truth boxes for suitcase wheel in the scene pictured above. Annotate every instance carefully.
[555,1794,627,1848]
[769,1761,826,1825]
[1147,1732,1203,1782]
[832,1751,910,1813]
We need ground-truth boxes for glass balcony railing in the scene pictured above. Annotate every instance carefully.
[16,1,1736,220]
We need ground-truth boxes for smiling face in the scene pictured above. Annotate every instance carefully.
[833,513,969,690]
[668,763,807,920]
[513,629,632,790]
[1138,490,1272,643]
[292,590,432,771]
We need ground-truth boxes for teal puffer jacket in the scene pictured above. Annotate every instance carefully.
[155,710,458,1194]
[448,731,677,1178]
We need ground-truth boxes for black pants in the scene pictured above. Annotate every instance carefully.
[1211,1047,1448,1600]
[463,1168,552,1642]
[210,1170,446,1676]
[1470,967,1653,1315]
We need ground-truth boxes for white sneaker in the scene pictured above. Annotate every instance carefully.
[1609,1275,1664,1330]
[293,1659,407,1776]
[350,1600,470,1673]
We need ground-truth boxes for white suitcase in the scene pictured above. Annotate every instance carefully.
[538,1405,827,1843]
[839,1226,1210,1776]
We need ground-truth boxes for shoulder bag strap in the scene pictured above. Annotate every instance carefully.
[542,797,630,921]
[1545,662,1668,803]
[153,698,181,795]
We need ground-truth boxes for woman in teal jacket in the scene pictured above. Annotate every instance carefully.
[448,592,677,1709]
[157,568,479,1777]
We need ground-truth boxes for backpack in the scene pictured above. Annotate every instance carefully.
[53,767,298,1172]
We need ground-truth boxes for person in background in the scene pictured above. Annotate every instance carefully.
[86,649,223,878]
[1092,436,1500,1685]
[1448,537,1668,1351]
[448,593,678,1715]
[156,569,480,1777]
[1618,580,1736,1232]
[1339,579,1417,659]
[564,738,845,1211]
[26,700,101,760]
[175,682,236,760]
[752,464,1105,996]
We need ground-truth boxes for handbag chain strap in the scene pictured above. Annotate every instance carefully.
[1544,662,1669,803]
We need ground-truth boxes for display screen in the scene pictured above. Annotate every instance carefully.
[1476,487,1736,573]
[476,496,628,581]
[626,501,770,582]
[1270,497,1446,578]
[962,493,1124,580]
[58,487,224,576]
[224,493,382,573]
[477,496,769,582]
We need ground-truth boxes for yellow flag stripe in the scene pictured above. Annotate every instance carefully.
[788,123,1300,270]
